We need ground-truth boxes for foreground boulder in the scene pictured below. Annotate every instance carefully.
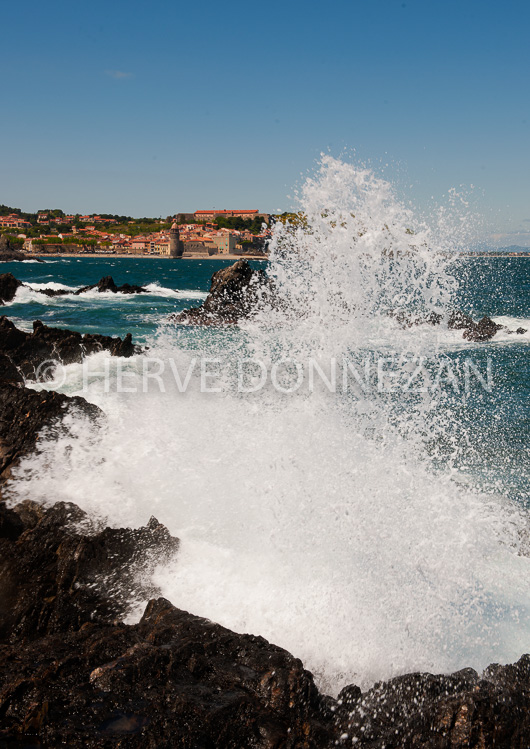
[0,501,331,747]
[0,316,139,384]
[0,381,102,483]
[0,495,529,746]
[0,502,179,641]
[173,260,271,325]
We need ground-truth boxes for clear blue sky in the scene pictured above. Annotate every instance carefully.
[2,0,529,245]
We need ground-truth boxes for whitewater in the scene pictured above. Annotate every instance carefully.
[6,156,530,695]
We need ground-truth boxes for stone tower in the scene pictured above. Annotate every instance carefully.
[169,221,183,258]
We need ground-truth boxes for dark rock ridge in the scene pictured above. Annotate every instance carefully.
[392,308,527,342]
[38,275,148,296]
[0,316,139,385]
[0,501,179,641]
[334,660,530,747]
[0,501,331,747]
[75,275,148,295]
[173,259,271,325]
[0,497,529,746]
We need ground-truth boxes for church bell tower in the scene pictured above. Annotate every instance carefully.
[169,221,183,258]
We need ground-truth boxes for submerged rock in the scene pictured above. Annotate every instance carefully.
[173,259,271,325]
[0,316,139,384]
[462,315,505,342]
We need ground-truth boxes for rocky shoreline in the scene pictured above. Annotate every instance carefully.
[0,265,529,746]
[0,465,528,746]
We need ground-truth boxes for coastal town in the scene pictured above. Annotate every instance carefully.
[2,205,530,258]
[0,207,272,258]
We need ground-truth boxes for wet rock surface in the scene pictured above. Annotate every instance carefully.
[334,661,530,747]
[461,315,505,342]
[75,276,148,295]
[0,495,529,747]
[0,272,147,301]
[173,259,271,325]
[0,274,23,305]
[0,380,102,484]
[392,307,527,341]
[0,316,139,384]
[0,502,331,748]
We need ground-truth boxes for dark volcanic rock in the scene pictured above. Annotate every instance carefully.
[173,259,271,325]
[391,307,520,343]
[0,502,331,748]
[1,272,147,300]
[0,494,529,746]
[462,315,505,342]
[0,316,139,384]
[0,502,179,642]
[334,659,530,747]
[0,273,23,304]
[75,276,148,295]
[390,310,443,328]
[447,309,475,330]
[0,381,102,482]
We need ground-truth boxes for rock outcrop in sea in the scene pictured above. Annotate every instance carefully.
[0,274,22,305]
[173,259,271,325]
[0,236,41,263]
[0,272,148,303]
[391,307,527,341]
[173,261,527,342]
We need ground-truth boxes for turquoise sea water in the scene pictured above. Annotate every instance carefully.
[3,257,266,341]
